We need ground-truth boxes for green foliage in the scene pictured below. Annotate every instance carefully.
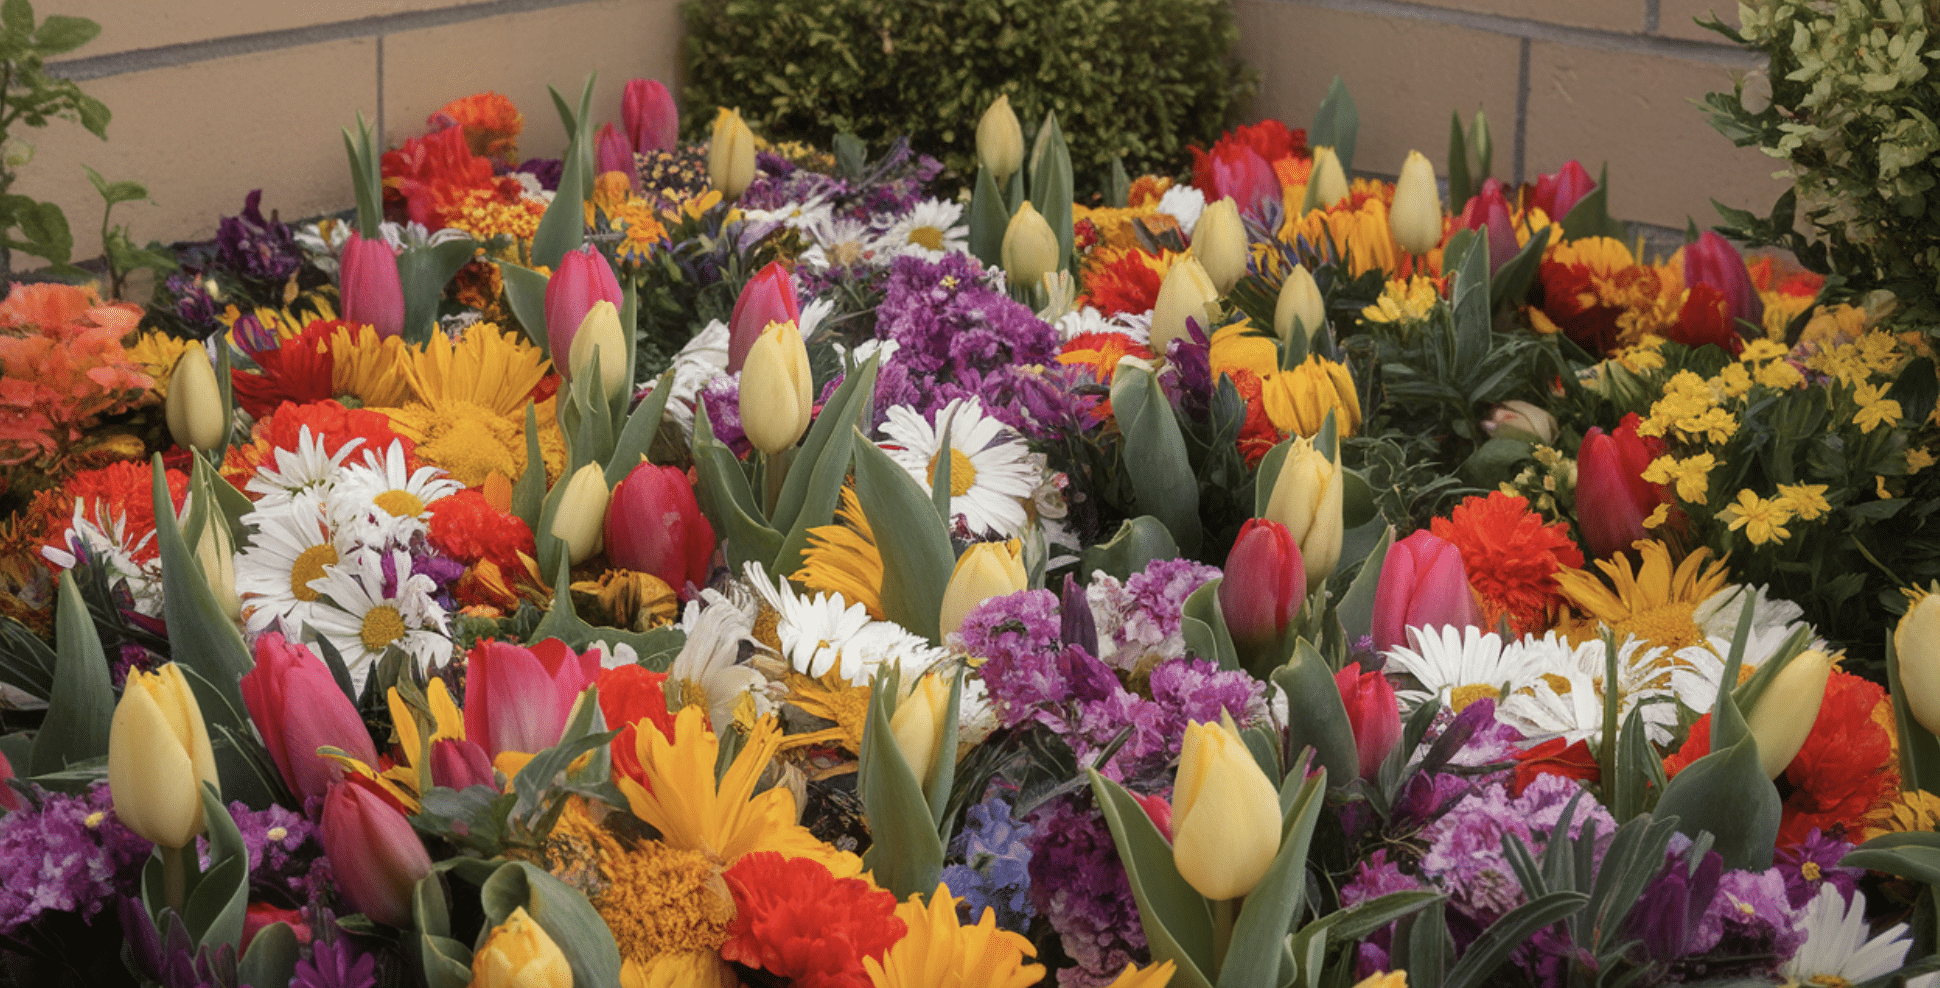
[0,0,109,275]
[681,0,1254,189]
[85,165,174,299]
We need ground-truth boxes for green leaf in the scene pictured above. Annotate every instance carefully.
[1449,226,1492,373]
[1652,728,1779,871]
[1109,155,1131,209]
[1310,77,1358,174]
[13,198,71,263]
[82,165,146,206]
[75,94,110,140]
[1271,640,1359,786]
[967,166,1010,268]
[771,353,880,548]
[531,145,588,273]
[398,237,480,345]
[184,783,251,951]
[1490,225,1550,308]
[1112,359,1202,555]
[1088,769,1215,988]
[1078,516,1179,583]
[237,922,299,988]
[1442,891,1587,988]
[1219,770,1326,988]
[1559,165,1623,242]
[852,434,955,642]
[1027,111,1074,273]
[478,861,623,988]
[604,369,675,487]
[1334,526,1393,644]
[342,114,382,239]
[33,13,98,55]
[690,411,782,570]
[832,132,867,178]
[1,0,32,39]
[496,261,553,356]
[1180,578,1239,671]
[1842,832,1940,887]
[858,668,946,898]
[511,402,546,530]
[150,457,251,731]
[28,571,114,775]
[1471,110,1492,182]
[1447,111,1471,210]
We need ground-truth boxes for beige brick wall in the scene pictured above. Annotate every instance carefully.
[1234,0,1786,232]
[24,0,683,268]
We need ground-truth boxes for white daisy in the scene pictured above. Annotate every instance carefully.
[247,426,362,510]
[234,497,340,636]
[304,547,452,690]
[1499,632,1723,746]
[1694,582,1821,673]
[798,215,883,273]
[1383,625,1541,715]
[1157,183,1207,236]
[1784,885,1939,988]
[41,497,164,616]
[326,441,462,550]
[880,398,1039,539]
[740,193,834,235]
[744,562,875,680]
[1053,305,1151,346]
[878,198,967,261]
[671,584,774,734]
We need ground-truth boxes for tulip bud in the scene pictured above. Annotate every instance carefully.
[1309,146,1349,210]
[0,748,22,813]
[320,780,432,927]
[566,299,629,402]
[1684,230,1764,329]
[727,260,802,374]
[109,663,220,848]
[1002,201,1060,289]
[545,246,625,364]
[595,123,641,194]
[890,671,951,790]
[466,638,603,759]
[976,95,1025,183]
[1273,264,1325,344]
[1899,595,1940,736]
[1532,160,1596,222]
[1371,530,1484,657]
[1389,150,1443,255]
[1219,518,1305,651]
[1207,143,1281,218]
[1172,715,1282,900]
[1263,433,1345,589]
[1576,413,1671,559]
[605,462,716,591]
[939,540,1028,639]
[1192,196,1248,294]
[1457,178,1518,274]
[739,320,813,455]
[623,79,679,155]
[241,632,377,807]
[1335,662,1401,780]
[1745,649,1833,779]
[165,350,226,454]
[340,232,406,339]
[707,107,756,201]
[551,463,610,565]
[473,906,573,988]
[1483,400,1559,445]
[1149,256,1222,357]
[195,510,241,622]
[1262,355,1361,439]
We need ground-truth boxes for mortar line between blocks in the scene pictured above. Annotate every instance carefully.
[1256,0,1754,66]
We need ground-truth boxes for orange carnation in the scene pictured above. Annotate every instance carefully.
[1431,491,1584,637]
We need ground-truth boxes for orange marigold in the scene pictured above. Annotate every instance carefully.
[430,91,524,162]
[720,852,903,988]
[1430,491,1584,637]
[29,459,190,567]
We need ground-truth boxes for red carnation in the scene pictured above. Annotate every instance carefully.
[720,852,904,988]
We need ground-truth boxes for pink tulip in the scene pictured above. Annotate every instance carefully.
[1683,230,1764,329]
[240,632,377,810]
[340,232,405,339]
[1456,178,1518,274]
[727,260,802,374]
[1133,792,1173,841]
[428,738,495,790]
[1372,530,1484,656]
[595,123,641,194]
[1206,143,1280,217]
[462,638,602,758]
[0,748,21,813]
[544,246,625,362]
[320,779,431,928]
[1334,662,1401,780]
[1532,160,1596,222]
[242,903,311,953]
[623,79,679,155]
[605,462,717,592]
[1219,518,1306,651]
[1577,413,1672,560]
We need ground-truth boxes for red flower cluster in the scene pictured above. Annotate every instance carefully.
[720,852,904,988]
[597,664,678,790]
[382,126,524,230]
[30,459,190,566]
[229,319,350,418]
[428,489,533,574]
[1431,492,1584,637]
[1190,119,1309,210]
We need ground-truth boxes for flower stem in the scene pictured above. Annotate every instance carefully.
[162,844,186,917]
[1212,895,1237,981]
[762,446,794,518]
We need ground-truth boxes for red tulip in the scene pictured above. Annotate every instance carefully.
[1334,662,1401,780]
[605,462,716,591]
[1531,160,1596,222]
[544,246,625,363]
[0,747,21,813]
[623,79,679,155]
[340,233,405,339]
[1219,518,1306,652]
[597,664,678,790]
[726,260,801,374]
[428,738,495,790]
[1372,530,1484,656]
[1132,791,1173,842]
[240,632,377,809]
[242,903,311,953]
[320,778,431,928]
[595,123,640,194]
[1576,413,1671,560]
[1205,142,1280,217]
[462,638,602,758]
[1683,230,1763,329]
[1457,178,1518,274]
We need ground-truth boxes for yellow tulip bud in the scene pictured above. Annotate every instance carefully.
[1745,649,1834,779]
[738,320,813,455]
[1273,264,1325,343]
[890,671,951,790]
[567,299,629,402]
[1172,714,1282,900]
[1389,151,1443,255]
[551,463,610,565]
[1193,196,1248,294]
[976,95,1024,183]
[1001,201,1060,289]
[1309,146,1349,210]
[109,663,220,848]
[1264,432,1345,586]
[707,108,756,201]
[1149,257,1222,358]
[939,540,1028,639]
[1261,356,1361,439]
[1484,400,1559,445]
[165,350,225,453]
[195,512,241,621]
[472,906,573,988]
[1898,594,1940,736]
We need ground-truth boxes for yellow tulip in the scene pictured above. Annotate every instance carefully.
[707,108,756,201]
[1745,649,1834,779]
[890,671,951,790]
[1309,146,1349,210]
[1193,196,1248,294]
[472,906,573,988]
[1172,714,1282,900]
[195,512,241,621]
[165,350,225,453]
[1263,432,1345,586]
[1484,400,1559,445]
[566,299,628,403]
[108,663,220,848]
[1389,151,1443,256]
[1272,264,1325,343]
[1261,356,1360,438]
[550,463,610,565]
[739,320,813,455]
[939,540,1028,639]
[1351,974,1409,988]
[1898,594,1940,736]
[976,95,1024,183]
[1002,201,1060,289]
[1149,257,1221,358]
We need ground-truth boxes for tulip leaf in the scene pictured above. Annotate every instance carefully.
[0,613,56,701]
[926,665,966,825]
[398,236,481,346]
[531,153,587,278]
[691,411,783,570]
[1447,111,1472,212]
[1027,110,1074,273]
[929,415,954,524]
[1078,516,1179,584]
[1334,525,1392,645]
[852,432,954,642]
[341,113,383,239]
[1559,164,1623,242]
[771,353,880,556]
[149,457,251,731]
[419,933,474,988]
[1108,155,1131,209]
[1471,111,1493,183]
[1490,224,1550,309]
[1394,898,1451,988]
[1842,832,1940,887]
[858,668,945,899]
[1181,578,1239,672]
[30,571,114,775]
[478,861,623,988]
[238,922,300,988]
[967,166,1009,268]
[1112,359,1202,555]
[605,369,676,487]
[508,402,547,532]
[1449,227,1492,373]
[1310,77,1358,175]
[1219,769,1325,988]
[509,695,615,834]
[1888,629,1940,794]
[1088,769,1215,988]
[1652,723,1779,871]
[1254,439,1291,518]
[496,261,553,357]
[1270,641,1359,787]
[178,783,250,951]
[615,274,639,434]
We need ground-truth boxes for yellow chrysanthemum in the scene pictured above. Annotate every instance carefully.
[1260,355,1360,437]
[863,885,1044,988]
[1711,362,1753,399]
[1776,483,1831,522]
[1641,452,1715,504]
[1554,541,1730,651]
[123,331,200,404]
[794,486,885,619]
[448,187,546,243]
[1361,276,1440,324]
[1718,489,1794,546]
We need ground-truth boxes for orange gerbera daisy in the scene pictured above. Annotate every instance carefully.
[1080,247,1183,317]
[1431,492,1584,637]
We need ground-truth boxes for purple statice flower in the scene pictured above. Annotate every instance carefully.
[1072,686,1173,781]
[514,157,563,192]
[1086,558,1221,674]
[1626,846,1724,967]
[1417,773,1615,929]
[1341,849,1432,979]
[0,781,150,936]
[215,190,303,287]
[202,801,321,904]
[1147,657,1264,736]
[875,254,1057,381]
[1691,865,1805,964]
[1775,828,1861,909]
[293,910,377,988]
[1025,795,1147,987]
[699,374,751,456]
[942,795,1035,932]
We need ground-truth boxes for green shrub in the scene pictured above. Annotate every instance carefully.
[681,0,1255,191]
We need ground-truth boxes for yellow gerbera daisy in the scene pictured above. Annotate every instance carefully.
[794,486,885,619]
[863,885,1044,988]
[379,322,567,488]
[1553,541,1730,652]
[123,331,200,403]
[326,323,414,408]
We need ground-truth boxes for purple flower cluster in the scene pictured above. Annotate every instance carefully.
[941,795,1035,933]
[1085,557,1223,674]
[210,801,324,904]
[215,190,304,287]
[1417,773,1617,927]
[1024,795,1145,988]
[1775,828,1861,909]
[0,781,150,936]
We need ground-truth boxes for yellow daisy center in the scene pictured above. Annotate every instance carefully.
[1449,683,1501,712]
[360,604,407,651]
[910,224,945,251]
[1612,602,1704,651]
[927,447,978,498]
[373,489,426,519]
[752,605,783,655]
[1800,861,1821,881]
[290,544,338,602]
